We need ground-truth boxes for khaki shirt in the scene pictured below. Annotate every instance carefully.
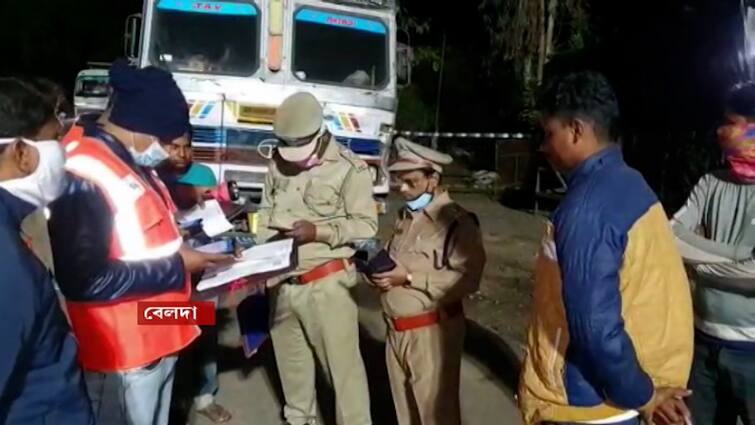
[381,191,485,318]
[256,136,378,273]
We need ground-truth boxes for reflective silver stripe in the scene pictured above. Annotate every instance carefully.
[66,154,180,261]
[582,410,639,424]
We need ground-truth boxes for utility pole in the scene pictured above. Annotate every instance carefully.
[743,0,755,80]
[432,32,446,150]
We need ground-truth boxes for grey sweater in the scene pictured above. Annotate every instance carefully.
[672,170,755,345]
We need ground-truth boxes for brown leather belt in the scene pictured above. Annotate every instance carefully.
[390,302,464,332]
[289,258,353,285]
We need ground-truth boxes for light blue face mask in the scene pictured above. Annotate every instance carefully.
[130,139,170,168]
[406,192,433,211]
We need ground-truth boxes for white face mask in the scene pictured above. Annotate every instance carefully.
[0,138,67,208]
[129,134,170,168]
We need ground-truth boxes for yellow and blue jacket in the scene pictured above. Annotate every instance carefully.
[518,147,694,424]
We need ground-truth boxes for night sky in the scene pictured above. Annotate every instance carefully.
[0,0,743,129]
[0,0,141,85]
[0,0,746,207]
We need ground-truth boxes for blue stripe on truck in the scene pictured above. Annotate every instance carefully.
[295,8,386,34]
[191,126,382,156]
[157,0,258,16]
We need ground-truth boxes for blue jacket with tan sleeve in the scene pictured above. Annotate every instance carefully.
[518,146,694,425]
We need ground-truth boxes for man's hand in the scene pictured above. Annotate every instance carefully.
[179,245,236,274]
[371,262,409,291]
[284,220,317,244]
[652,398,692,425]
[640,387,692,425]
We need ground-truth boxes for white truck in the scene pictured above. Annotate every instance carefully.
[107,0,409,208]
[73,66,110,116]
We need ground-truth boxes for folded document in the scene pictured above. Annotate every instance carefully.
[196,238,295,292]
[178,200,234,237]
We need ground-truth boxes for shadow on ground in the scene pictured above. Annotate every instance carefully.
[169,322,400,425]
[169,280,523,425]
[463,320,522,395]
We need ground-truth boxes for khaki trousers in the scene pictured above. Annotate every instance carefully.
[269,268,371,425]
[386,314,465,425]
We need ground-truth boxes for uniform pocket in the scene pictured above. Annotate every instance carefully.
[269,179,289,208]
[303,180,341,217]
[411,235,438,261]
[271,178,290,196]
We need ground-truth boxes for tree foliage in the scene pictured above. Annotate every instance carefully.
[480,0,591,123]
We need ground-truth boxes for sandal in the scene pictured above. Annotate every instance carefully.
[197,402,232,423]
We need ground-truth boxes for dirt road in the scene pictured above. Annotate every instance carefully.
[176,193,540,425]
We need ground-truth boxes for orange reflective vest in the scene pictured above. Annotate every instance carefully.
[61,126,199,372]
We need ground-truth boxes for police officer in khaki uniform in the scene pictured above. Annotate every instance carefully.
[256,92,377,425]
[368,137,486,425]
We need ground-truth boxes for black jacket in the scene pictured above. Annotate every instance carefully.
[48,123,186,302]
[0,188,92,424]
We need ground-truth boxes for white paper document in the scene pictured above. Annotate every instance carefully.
[178,200,233,237]
[197,238,295,292]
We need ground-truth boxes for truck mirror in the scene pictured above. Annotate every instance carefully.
[397,43,413,87]
[124,14,143,61]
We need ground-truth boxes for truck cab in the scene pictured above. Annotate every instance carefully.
[126,0,404,207]
[73,68,110,116]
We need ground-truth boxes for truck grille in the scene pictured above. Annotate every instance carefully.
[193,127,223,144]
[192,147,219,162]
[192,126,383,157]
[237,105,276,125]
[224,170,266,185]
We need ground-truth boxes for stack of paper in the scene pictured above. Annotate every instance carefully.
[178,200,234,237]
[197,238,295,292]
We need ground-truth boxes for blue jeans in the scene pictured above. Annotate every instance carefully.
[689,339,755,425]
[194,324,220,409]
[85,355,177,425]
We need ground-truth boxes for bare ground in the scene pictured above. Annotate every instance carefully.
[171,192,540,424]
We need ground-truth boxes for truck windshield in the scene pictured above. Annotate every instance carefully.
[293,8,388,89]
[75,76,109,98]
[150,0,259,76]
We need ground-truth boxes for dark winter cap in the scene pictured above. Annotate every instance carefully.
[108,59,189,141]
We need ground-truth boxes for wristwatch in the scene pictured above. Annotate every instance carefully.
[405,273,413,285]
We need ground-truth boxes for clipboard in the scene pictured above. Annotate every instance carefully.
[236,288,270,358]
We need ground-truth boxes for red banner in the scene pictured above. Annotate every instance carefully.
[137,302,216,326]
